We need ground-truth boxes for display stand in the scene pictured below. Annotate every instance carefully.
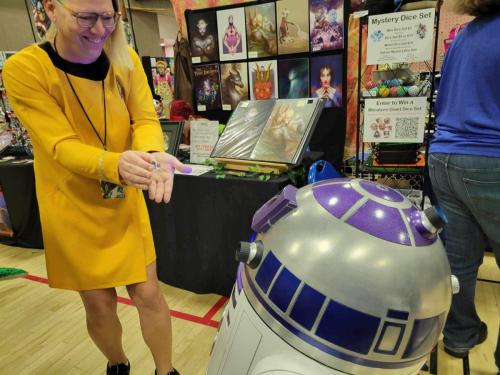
[353,6,442,207]
[214,157,288,174]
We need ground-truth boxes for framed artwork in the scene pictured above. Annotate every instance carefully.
[220,62,249,111]
[193,64,222,111]
[187,10,219,63]
[310,0,344,52]
[278,58,309,99]
[249,60,278,100]
[151,57,174,118]
[159,120,184,156]
[217,7,247,61]
[277,0,309,55]
[211,98,324,165]
[310,54,343,108]
[211,100,276,159]
[245,3,278,58]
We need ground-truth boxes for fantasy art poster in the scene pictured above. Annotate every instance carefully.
[310,0,344,52]
[217,7,247,61]
[251,98,320,163]
[276,0,309,55]
[31,0,51,39]
[278,58,309,99]
[187,11,219,63]
[193,64,222,111]
[220,62,249,110]
[249,60,278,101]
[245,3,278,58]
[310,54,343,108]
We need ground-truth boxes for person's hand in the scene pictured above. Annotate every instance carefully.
[118,151,154,190]
[148,152,192,203]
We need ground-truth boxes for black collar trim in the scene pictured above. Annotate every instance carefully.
[38,41,110,81]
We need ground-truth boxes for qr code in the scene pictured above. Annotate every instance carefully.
[395,117,419,139]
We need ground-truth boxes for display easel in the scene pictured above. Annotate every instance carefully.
[214,157,288,174]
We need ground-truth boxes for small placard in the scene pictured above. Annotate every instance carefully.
[150,57,156,67]
[197,104,207,112]
[222,104,232,111]
[240,101,249,108]
[190,120,220,164]
[192,56,201,64]
[248,51,258,59]
[353,10,369,18]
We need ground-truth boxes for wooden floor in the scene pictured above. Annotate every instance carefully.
[0,244,498,375]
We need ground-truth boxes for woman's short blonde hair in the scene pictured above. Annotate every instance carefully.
[44,0,132,70]
[449,0,500,16]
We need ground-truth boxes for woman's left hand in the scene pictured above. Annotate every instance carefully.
[147,152,192,203]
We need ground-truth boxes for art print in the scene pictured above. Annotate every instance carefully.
[193,64,222,111]
[187,11,219,63]
[278,58,309,99]
[217,8,247,61]
[310,54,343,108]
[310,0,344,52]
[245,3,278,58]
[249,60,278,100]
[277,0,309,55]
[220,62,249,110]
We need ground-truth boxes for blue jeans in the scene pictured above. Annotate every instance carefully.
[428,153,500,351]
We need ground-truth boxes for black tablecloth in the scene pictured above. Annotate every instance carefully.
[146,172,290,296]
[0,160,43,248]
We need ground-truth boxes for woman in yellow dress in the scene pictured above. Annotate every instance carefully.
[3,1,189,374]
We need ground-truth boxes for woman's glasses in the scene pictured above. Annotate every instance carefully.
[56,0,120,29]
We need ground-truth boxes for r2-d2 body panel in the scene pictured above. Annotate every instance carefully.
[208,178,452,375]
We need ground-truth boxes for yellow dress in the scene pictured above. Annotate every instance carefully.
[3,43,164,291]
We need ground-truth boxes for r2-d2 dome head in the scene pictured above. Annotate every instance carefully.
[230,178,452,374]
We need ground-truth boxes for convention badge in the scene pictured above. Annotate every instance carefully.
[99,180,125,199]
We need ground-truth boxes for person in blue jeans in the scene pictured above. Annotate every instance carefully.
[428,0,500,370]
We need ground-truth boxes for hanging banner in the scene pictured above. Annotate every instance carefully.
[367,8,435,65]
[363,97,427,143]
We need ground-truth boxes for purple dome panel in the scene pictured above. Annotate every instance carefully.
[359,180,405,203]
[312,178,352,189]
[346,200,411,245]
[313,182,363,219]
[403,207,437,247]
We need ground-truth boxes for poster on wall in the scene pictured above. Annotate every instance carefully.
[187,10,219,63]
[363,97,427,143]
[30,0,51,40]
[276,0,309,55]
[0,186,13,237]
[278,58,309,99]
[310,0,344,52]
[151,57,175,118]
[310,54,343,108]
[249,60,278,100]
[193,64,222,111]
[220,62,249,111]
[367,8,436,65]
[217,7,247,61]
[245,3,278,59]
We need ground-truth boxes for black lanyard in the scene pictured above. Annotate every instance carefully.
[54,38,107,149]
[65,74,107,150]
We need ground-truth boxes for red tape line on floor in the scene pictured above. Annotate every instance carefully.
[23,274,225,328]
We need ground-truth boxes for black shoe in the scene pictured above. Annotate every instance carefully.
[107,362,130,375]
[444,321,488,358]
[155,369,180,375]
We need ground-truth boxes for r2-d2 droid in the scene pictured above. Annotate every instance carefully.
[208,178,454,375]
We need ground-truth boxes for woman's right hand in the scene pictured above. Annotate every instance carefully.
[118,151,154,190]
